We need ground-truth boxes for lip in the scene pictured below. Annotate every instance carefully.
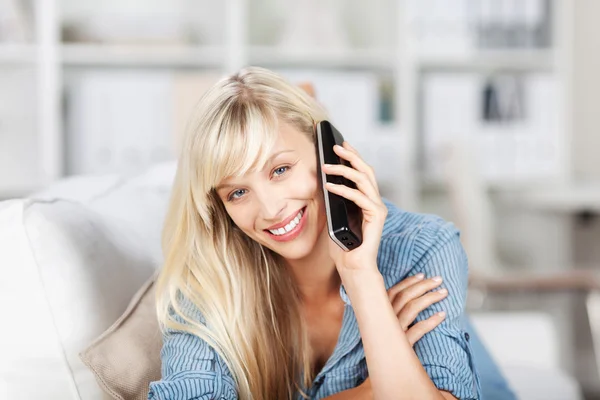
[265,207,305,230]
[264,206,307,242]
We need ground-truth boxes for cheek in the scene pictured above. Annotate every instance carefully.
[293,168,320,196]
[226,208,254,232]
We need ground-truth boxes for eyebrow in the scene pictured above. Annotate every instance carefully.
[215,149,295,192]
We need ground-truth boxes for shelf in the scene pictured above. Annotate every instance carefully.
[248,46,396,69]
[0,44,36,64]
[418,49,554,72]
[62,44,225,68]
[420,174,560,193]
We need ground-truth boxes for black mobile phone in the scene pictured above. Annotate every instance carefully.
[316,120,363,251]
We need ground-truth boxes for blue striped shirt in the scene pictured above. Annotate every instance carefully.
[148,199,483,399]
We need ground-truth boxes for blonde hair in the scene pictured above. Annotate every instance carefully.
[155,66,328,399]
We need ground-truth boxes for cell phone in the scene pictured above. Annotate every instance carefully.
[316,120,363,251]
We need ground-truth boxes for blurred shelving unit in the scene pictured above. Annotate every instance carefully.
[61,44,225,68]
[417,49,555,72]
[248,46,396,70]
[411,0,574,202]
[0,0,575,212]
[0,0,60,198]
[0,43,36,63]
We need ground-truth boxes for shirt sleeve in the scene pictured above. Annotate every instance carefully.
[148,328,239,400]
[381,220,482,400]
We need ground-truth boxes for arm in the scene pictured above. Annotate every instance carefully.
[322,272,455,400]
[343,268,446,400]
[323,380,372,400]
[406,227,480,399]
[323,143,476,399]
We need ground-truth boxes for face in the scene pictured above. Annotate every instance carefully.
[215,121,328,261]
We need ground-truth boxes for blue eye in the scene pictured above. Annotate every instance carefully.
[228,189,246,201]
[273,166,290,177]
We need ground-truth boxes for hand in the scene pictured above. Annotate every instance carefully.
[387,273,448,345]
[322,142,388,276]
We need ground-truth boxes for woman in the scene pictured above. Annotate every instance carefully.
[148,66,513,399]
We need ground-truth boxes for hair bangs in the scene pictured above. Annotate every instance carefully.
[202,99,280,195]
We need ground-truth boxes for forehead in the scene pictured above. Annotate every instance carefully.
[215,122,311,188]
[275,121,310,146]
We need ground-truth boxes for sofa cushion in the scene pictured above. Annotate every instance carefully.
[80,274,162,400]
[0,199,82,400]
[0,161,176,400]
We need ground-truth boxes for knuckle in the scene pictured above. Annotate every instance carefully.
[397,292,410,307]
[403,301,419,316]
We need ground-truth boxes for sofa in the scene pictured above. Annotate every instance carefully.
[0,161,584,400]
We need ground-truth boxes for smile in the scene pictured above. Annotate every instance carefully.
[264,207,307,242]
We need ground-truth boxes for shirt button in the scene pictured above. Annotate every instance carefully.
[464,332,470,341]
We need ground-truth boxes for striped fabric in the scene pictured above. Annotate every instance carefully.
[148,199,483,399]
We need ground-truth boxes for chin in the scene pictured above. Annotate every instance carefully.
[278,225,329,262]
[256,232,311,260]
[276,241,316,261]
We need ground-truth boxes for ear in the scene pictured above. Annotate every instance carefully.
[298,82,316,98]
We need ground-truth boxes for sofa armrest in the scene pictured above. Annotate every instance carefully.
[469,269,600,293]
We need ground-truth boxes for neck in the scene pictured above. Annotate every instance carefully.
[285,227,340,307]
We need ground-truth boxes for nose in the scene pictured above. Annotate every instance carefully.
[256,188,285,222]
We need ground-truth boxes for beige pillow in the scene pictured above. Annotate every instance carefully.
[80,273,162,400]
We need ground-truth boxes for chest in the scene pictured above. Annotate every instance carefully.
[303,299,345,376]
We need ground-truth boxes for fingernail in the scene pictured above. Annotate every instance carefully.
[437,311,446,318]
[323,164,332,168]
[334,144,345,151]
[439,288,448,295]
[432,276,443,282]
[415,273,425,280]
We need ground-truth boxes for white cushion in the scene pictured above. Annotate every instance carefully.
[502,365,583,400]
[0,161,177,400]
[470,311,583,400]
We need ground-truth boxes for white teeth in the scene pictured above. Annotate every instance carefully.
[269,209,304,236]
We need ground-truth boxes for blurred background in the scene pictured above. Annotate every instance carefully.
[2,0,600,398]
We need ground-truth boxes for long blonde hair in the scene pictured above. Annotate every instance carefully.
[155,66,329,399]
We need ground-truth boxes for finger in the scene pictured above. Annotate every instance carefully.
[405,312,446,346]
[322,163,379,202]
[397,289,448,329]
[336,143,377,189]
[324,182,379,217]
[387,273,425,299]
[391,276,444,314]
[334,144,378,192]
[342,141,358,154]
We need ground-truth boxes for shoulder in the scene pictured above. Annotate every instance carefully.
[377,198,465,287]
[380,198,459,242]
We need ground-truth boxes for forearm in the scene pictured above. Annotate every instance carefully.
[342,269,445,400]
[322,378,372,400]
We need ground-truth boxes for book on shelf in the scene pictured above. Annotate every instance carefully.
[421,71,560,184]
